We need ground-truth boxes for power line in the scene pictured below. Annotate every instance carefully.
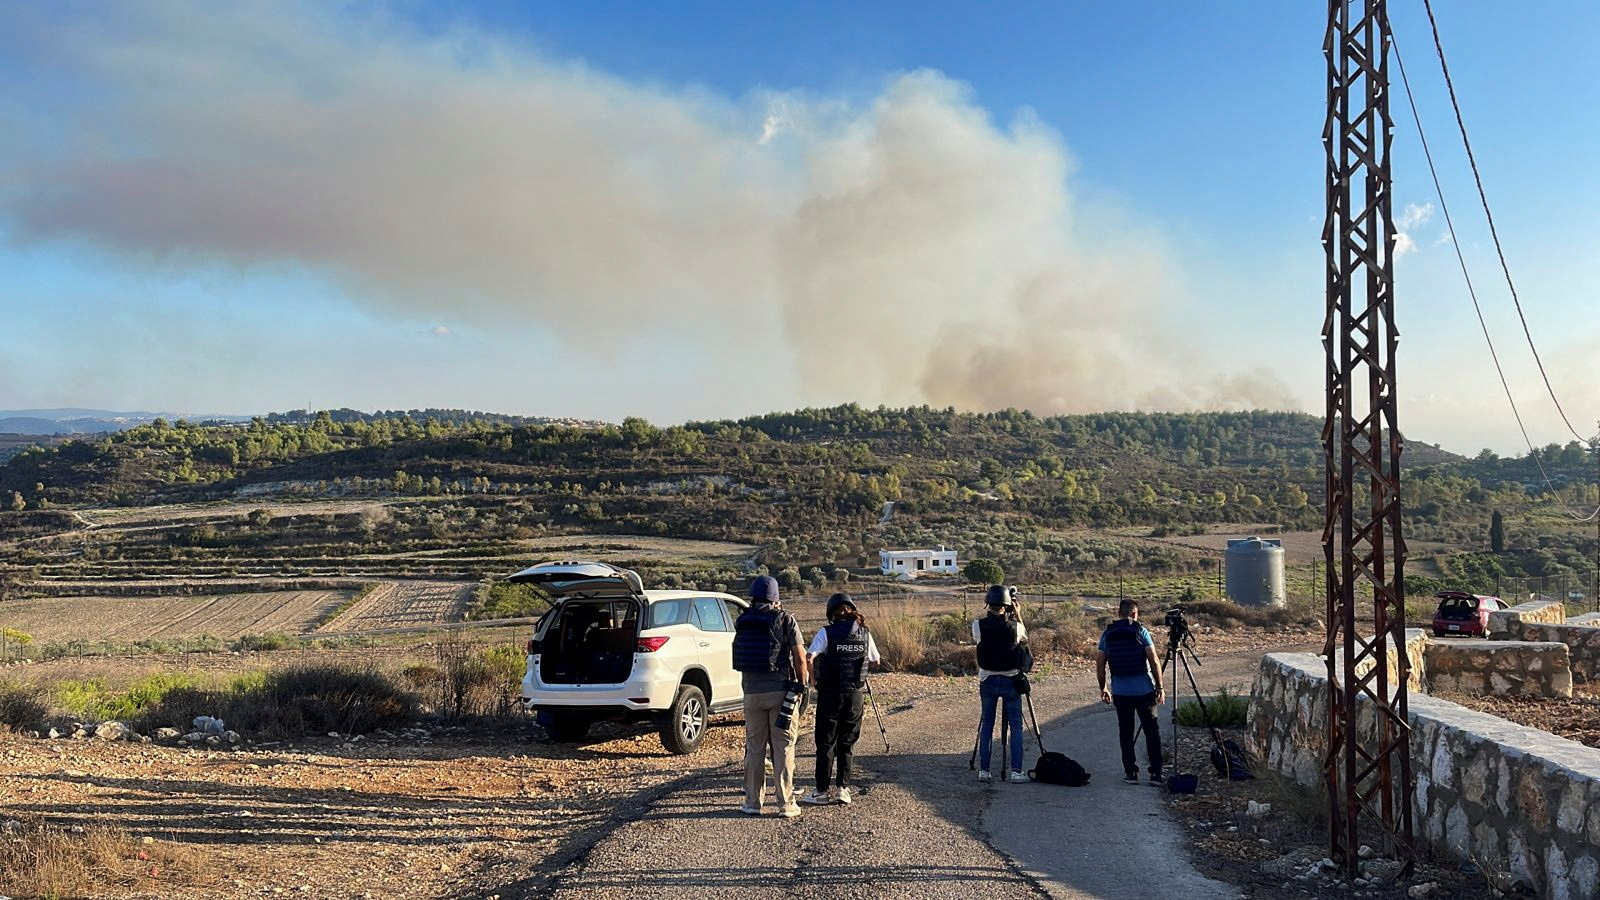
[1420,0,1590,446]
[1391,37,1599,524]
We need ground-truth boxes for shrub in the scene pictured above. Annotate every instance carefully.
[245,665,415,736]
[1175,685,1250,727]
[469,581,549,621]
[0,682,47,730]
[427,640,526,719]
[873,617,927,673]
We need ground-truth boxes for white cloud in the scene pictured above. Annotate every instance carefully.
[1397,202,1434,231]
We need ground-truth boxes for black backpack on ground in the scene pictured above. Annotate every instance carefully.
[1030,751,1091,787]
[1210,739,1253,780]
[1019,692,1090,786]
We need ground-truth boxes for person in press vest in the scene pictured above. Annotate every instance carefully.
[732,575,809,817]
[1096,599,1166,785]
[972,584,1029,783]
[800,593,881,806]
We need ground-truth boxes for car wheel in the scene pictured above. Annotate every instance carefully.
[660,684,708,754]
[542,713,591,743]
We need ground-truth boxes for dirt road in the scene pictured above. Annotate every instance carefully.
[532,643,1268,900]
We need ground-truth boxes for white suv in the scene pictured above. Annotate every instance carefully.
[512,561,747,754]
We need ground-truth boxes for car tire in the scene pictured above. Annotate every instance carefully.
[660,684,708,755]
[542,713,591,743]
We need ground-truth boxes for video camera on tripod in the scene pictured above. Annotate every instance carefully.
[1163,605,1193,648]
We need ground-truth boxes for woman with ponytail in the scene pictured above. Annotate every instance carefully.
[799,593,880,805]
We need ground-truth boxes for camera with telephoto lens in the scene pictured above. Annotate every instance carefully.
[774,680,805,730]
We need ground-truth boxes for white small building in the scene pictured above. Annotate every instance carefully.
[879,546,959,576]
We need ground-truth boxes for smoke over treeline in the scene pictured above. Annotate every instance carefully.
[0,2,1294,416]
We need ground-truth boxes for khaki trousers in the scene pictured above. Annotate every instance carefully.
[743,690,797,809]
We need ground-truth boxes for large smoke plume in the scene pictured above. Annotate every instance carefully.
[0,2,1295,416]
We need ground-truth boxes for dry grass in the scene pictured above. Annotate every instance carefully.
[0,815,210,897]
[873,616,928,673]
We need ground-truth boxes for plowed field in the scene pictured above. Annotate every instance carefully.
[0,591,349,641]
[317,581,474,633]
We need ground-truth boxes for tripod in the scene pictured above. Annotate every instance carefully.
[1157,624,1237,778]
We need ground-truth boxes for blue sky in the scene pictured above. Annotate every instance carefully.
[0,1,1595,454]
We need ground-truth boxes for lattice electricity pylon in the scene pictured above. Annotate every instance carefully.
[1321,0,1414,878]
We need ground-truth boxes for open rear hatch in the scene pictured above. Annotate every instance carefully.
[510,562,646,685]
[1435,592,1478,621]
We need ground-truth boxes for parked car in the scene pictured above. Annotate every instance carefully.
[1431,591,1508,637]
[511,561,747,754]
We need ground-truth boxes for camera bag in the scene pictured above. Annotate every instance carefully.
[1020,692,1090,786]
[1210,739,1253,780]
[1030,751,1091,786]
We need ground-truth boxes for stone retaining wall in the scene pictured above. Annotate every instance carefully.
[1568,612,1600,626]
[1250,653,1600,899]
[1422,639,1573,698]
[1505,622,1600,683]
[1488,597,1566,637]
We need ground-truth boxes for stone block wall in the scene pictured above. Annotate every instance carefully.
[1422,639,1573,698]
[1488,597,1566,638]
[1250,653,1600,898]
[1568,612,1600,626]
[1506,622,1600,683]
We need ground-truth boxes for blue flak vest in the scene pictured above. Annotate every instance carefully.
[816,621,868,691]
[733,604,790,673]
[1102,620,1149,678]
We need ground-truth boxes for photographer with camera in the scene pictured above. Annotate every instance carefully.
[1096,599,1165,786]
[733,575,809,817]
[799,593,880,806]
[972,584,1029,783]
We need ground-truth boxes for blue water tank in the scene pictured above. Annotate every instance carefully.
[1225,537,1286,607]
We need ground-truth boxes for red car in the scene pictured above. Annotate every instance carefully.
[1431,591,1508,637]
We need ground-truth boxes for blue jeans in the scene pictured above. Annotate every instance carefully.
[978,674,1024,772]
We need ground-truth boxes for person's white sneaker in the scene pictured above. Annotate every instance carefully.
[835,786,853,805]
[739,803,762,815]
[799,789,832,805]
[778,804,803,818]
[1008,771,1030,783]
[977,770,992,782]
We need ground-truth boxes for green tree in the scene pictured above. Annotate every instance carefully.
[6,491,23,512]
[963,558,1004,585]
[1490,510,1506,553]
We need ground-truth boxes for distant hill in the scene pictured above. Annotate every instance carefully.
[0,409,250,435]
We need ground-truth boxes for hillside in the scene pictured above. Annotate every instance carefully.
[0,404,1592,600]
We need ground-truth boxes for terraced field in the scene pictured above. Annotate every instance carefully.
[316,581,475,633]
[0,590,351,642]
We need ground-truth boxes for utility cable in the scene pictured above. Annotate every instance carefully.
[1392,37,1599,523]
[1420,0,1590,446]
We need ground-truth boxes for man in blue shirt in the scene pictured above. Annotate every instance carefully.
[1096,599,1166,785]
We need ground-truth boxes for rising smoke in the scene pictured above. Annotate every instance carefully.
[0,2,1295,416]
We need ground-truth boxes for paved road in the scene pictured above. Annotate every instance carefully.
[532,652,1258,899]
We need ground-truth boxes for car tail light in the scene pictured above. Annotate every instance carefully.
[637,636,670,653]
[525,640,536,655]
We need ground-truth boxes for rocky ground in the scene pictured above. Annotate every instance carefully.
[0,626,1579,899]
[1440,681,1600,749]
